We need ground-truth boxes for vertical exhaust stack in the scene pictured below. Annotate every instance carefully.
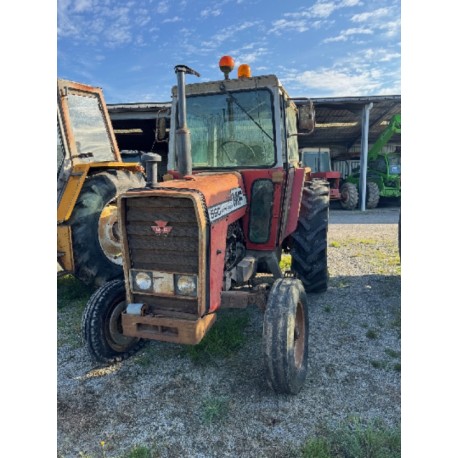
[174,65,200,177]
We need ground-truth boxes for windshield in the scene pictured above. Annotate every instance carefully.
[388,154,401,175]
[67,92,115,162]
[301,152,331,172]
[185,89,275,168]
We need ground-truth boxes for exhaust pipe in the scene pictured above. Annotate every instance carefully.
[174,65,200,177]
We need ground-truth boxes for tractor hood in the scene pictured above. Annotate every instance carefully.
[154,172,248,223]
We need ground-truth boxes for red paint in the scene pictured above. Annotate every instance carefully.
[282,167,306,240]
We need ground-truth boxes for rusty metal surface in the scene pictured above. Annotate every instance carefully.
[121,312,216,345]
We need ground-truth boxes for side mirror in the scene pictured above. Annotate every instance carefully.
[298,101,315,132]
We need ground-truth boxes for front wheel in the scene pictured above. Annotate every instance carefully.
[263,278,309,394]
[82,279,145,364]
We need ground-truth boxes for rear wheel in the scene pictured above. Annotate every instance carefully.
[340,182,358,210]
[263,278,309,394]
[82,279,145,364]
[289,179,330,293]
[366,181,380,209]
[69,169,145,288]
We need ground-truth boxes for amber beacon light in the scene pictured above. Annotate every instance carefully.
[238,64,251,78]
[219,55,235,80]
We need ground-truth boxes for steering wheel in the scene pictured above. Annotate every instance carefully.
[220,140,257,163]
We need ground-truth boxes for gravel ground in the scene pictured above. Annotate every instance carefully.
[57,208,401,458]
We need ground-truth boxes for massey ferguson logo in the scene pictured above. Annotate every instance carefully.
[151,220,173,235]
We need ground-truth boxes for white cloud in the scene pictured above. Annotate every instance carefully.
[74,0,92,13]
[351,7,390,23]
[272,0,362,34]
[201,7,222,18]
[163,16,182,23]
[270,18,309,34]
[157,1,169,14]
[284,68,382,96]
[323,27,373,43]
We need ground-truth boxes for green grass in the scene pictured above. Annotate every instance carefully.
[300,419,401,458]
[279,253,292,271]
[201,397,230,424]
[366,329,378,339]
[184,309,249,364]
[57,274,93,309]
[57,275,93,349]
[384,348,400,359]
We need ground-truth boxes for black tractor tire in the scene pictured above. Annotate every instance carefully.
[289,179,330,293]
[82,279,145,364]
[366,181,380,209]
[339,182,358,210]
[69,169,145,288]
[263,278,309,394]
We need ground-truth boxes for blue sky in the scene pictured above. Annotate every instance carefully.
[57,0,401,103]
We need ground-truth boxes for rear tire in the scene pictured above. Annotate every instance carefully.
[263,278,309,394]
[366,181,380,209]
[340,182,358,210]
[82,279,145,364]
[289,179,330,293]
[69,169,145,288]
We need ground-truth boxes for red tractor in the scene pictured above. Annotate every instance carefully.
[301,147,358,210]
[82,58,330,394]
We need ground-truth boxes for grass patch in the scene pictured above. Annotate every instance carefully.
[324,304,332,313]
[184,309,249,364]
[279,253,292,271]
[393,362,401,372]
[57,274,93,309]
[384,348,400,359]
[391,308,401,338]
[366,329,378,339]
[122,445,157,458]
[201,397,229,424]
[300,419,401,458]
[57,275,93,349]
[329,241,341,248]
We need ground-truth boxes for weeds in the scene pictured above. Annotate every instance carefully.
[300,418,401,458]
[366,329,378,339]
[184,309,249,364]
[57,275,92,349]
[201,397,229,424]
[279,253,292,271]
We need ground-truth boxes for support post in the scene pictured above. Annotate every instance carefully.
[359,103,373,211]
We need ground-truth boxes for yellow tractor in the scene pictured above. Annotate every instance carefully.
[57,79,145,288]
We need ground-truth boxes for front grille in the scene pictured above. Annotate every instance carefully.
[125,196,199,272]
[124,195,200,317]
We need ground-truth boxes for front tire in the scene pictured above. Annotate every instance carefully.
[82,279,145,364]
[263,278,309,394]
[69,169,145,288]
[289,179,330,293]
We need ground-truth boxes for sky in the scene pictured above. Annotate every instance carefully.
[57,0,401,103]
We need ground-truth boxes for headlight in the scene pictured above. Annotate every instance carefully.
[134,271,152,290]
[175,275,197,296]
